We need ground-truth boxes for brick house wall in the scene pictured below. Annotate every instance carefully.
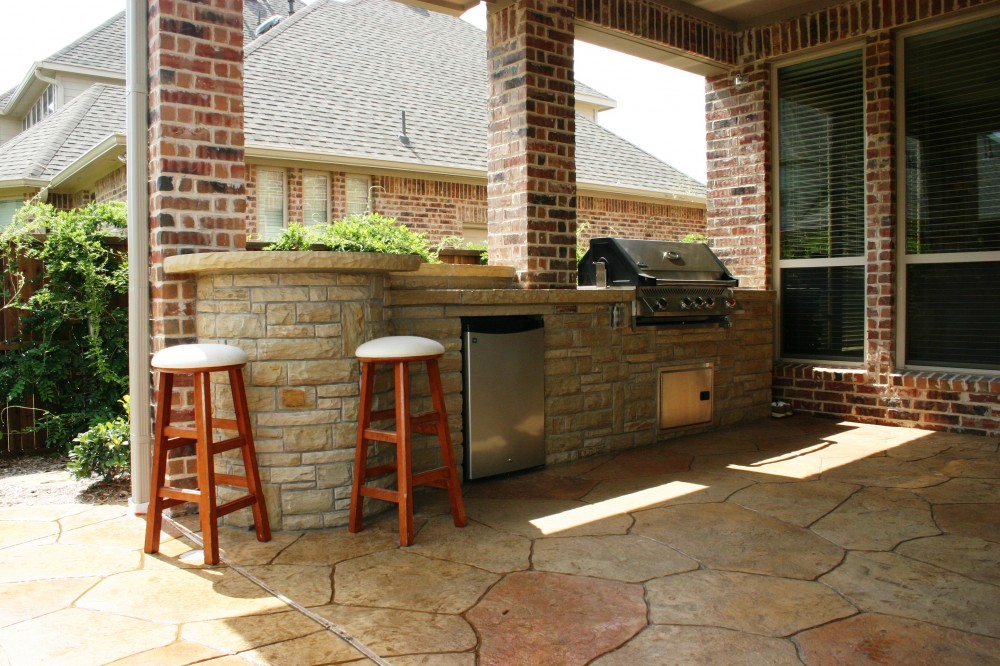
[94,167,128,204]
[704,0,1000,435]
[245,162,707,246]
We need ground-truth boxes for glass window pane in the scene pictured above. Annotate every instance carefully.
[345,176,370,215]
[906,262,1000,370]
[904,16,1000,254]
[781,266,865,361]
[303,172,329,224]
[778,51,865,260]
[257,168,285,239]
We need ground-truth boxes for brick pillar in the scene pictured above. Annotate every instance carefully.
[863,31,896,384]
[486,0,577,288]
[704,63,771,290]
[148,0,246,353]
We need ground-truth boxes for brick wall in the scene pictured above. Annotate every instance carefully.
[148,0,247,355]
[94,167,128,204]
[245,164,706,246]
[578,196,705,243]
[723,0,1000,436]
[486,0,579,288]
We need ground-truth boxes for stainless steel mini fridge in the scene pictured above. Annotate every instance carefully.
[462,316,545,480]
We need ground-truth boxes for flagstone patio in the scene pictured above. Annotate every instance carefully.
[1,415,998,665]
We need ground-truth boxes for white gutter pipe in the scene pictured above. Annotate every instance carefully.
[126,0,151,514]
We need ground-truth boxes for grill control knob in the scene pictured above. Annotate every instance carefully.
[655,298,669,311]
[705,297,716,309]
[726,297,737,309]
[694,297,705,309]
[680,297,692,310]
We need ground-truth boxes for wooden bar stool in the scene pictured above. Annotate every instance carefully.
[350,336,467,546]
[144,343,270,565]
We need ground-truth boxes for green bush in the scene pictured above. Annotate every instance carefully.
[68,396,130,481]
[265,213,433,262]
[0,200,129,450]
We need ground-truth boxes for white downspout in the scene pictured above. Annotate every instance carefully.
[126,0,151,515]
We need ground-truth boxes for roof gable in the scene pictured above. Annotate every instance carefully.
[244,0,704,199]
[0,84,125,183]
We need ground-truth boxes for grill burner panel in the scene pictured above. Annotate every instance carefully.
[579,237,740,327]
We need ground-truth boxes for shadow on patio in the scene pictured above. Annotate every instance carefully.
[1,415,998,665]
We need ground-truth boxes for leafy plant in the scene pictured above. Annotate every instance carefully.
[68,396,130,481]
[682,232,709,244]
[0,200,129,450]
[433,235,488,264]
[265,213,434,262]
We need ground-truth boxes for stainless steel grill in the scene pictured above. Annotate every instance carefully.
[578,237,740,326]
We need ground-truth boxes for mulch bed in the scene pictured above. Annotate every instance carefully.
[0,453,130,506]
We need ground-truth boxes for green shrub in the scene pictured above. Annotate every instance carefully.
[265,213,433,262]
[68,396,130,481]
[0,200,129,450]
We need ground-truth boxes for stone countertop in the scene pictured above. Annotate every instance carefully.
[387,286,637,306]
[164,250,423,274]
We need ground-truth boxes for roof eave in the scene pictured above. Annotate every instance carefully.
[48,133,127,191]
[0,178,49,192]
[249,143,706,205]
[1,62,125,118]
[390,0,479,17]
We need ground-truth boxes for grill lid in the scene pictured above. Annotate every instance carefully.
[578,237,738,287]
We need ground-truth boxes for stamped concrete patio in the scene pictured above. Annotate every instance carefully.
[1,415,999,665]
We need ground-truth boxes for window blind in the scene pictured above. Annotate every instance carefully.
[303,172,329,224]
[903,17,1000,370]
[778,51,865,260]
[257,168,286,240]
[777,50,865,362]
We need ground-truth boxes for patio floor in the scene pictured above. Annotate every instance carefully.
[1,415,999,665]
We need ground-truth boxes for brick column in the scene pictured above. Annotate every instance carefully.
[486,0,577,288]
[704,63,772,291]
[148,0,246,352]
[863,31,896,384]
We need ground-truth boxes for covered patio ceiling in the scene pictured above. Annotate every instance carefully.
[400,0,845,75]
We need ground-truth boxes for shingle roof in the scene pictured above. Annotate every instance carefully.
[0,87,14,114]
[0,85,124,182]
[244,0,704,199]
[44,12,127,73]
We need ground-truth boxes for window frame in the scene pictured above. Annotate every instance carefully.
[896,10,1000,374]
[771,44,867,367]
[256,166,288,240]
[345,174,372,216]
[302,170,330,225]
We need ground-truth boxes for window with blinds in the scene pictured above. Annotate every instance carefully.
[777,50,865,361]
[303,172,329,224]
[345,175,371,215]
[257,167,286,240]
[0,199,23,229]
[902,16,1000,371]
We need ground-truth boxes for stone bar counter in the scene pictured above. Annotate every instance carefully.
[165,251,774,530]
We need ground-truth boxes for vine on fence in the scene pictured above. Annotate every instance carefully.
[0,200,129,452]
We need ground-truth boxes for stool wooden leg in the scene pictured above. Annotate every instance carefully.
[427,358,467,528]
[229,368,271,543]
[144,371,174,555]
[349,360,375,533]
[394,361,416,546]
[194,370,220,565]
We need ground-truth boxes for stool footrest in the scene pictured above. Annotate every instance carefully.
[215,473,249,488]
[358,486,397,503]
[211,437,246,454]
[412,467,451,486]
[163,436,197,450]
[362,428,399,443]
[159,486,201,502]
[217,494,258,517]
[363,462,398,478]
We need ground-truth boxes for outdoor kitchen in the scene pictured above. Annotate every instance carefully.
[167,239,774,531]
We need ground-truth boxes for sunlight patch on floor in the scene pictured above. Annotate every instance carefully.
[529,481,707,535]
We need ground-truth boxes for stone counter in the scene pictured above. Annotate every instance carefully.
[166,251,774,531]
